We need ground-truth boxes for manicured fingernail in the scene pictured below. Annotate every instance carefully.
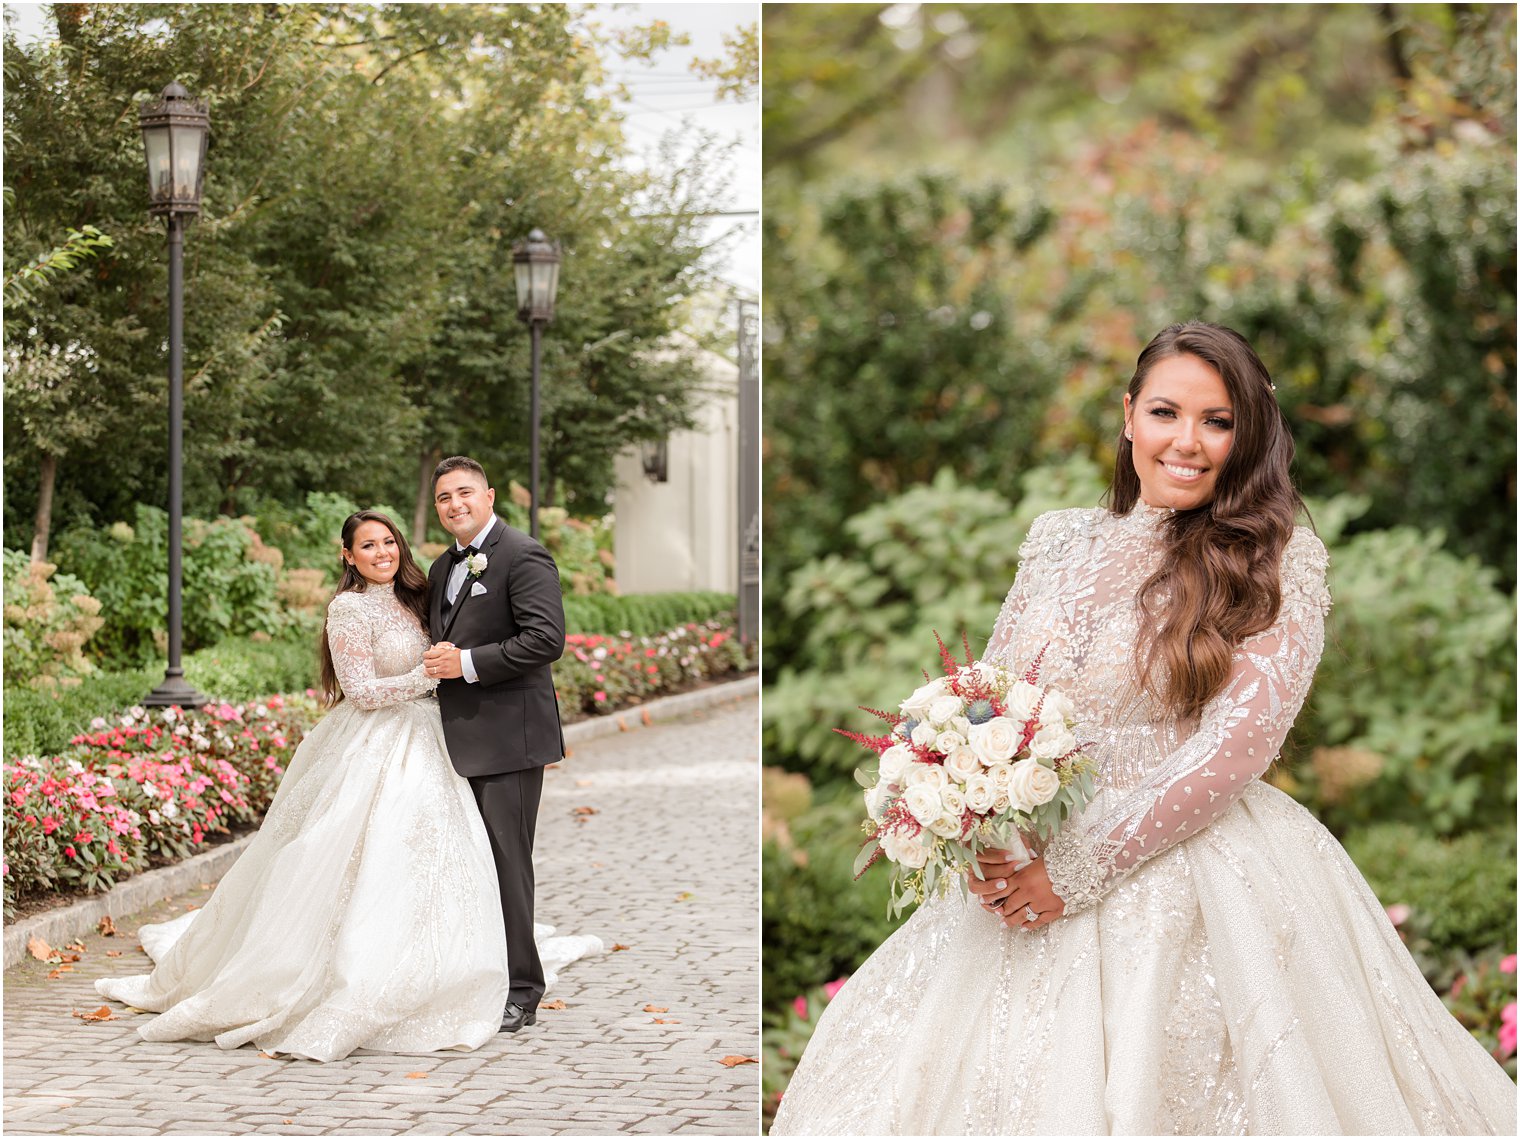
[995,880,1006,889]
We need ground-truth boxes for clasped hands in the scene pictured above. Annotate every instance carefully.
[423,642,462,680]
[965,847,1065,931]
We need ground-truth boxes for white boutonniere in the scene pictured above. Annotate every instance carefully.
[465,551,489,579]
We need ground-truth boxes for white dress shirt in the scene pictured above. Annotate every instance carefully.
[446,516,496,685]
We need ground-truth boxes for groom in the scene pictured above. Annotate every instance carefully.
[422,455,566,1033]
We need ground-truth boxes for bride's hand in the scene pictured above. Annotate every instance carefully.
[995,856,1065,931]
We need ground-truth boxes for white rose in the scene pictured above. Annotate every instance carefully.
[991,790,1011,814]
[905,763,949,791]
[900,677,950,720]
[934,729,967,757]
[969,717,1020,765]
[986,761,1015,789]
[943,745,982,785]
[878,744,914,785]
[1004,681,1041,721]
[929,812,962,838]
[910,719,939,749]
[864,780,894,821]
[1029,723,1077,761]
[926,694,964,728]
[962,772,996,813]
[882,829,930,869]
[1040,690,1076,726]
[949,714,972,738]
[939,786,967,818]
[903,784,943,825]
[1007,757,1061,811]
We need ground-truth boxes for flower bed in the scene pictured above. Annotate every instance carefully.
[554,619,754,717]
[3,695,318,918]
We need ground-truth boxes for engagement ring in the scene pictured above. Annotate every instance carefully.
[1024,907,1038,923]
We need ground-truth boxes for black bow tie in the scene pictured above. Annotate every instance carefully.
[448,544,479,566]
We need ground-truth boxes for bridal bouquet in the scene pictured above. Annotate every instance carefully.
[841,637,1097,916]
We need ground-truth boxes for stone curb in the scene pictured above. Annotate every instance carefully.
[3,674,758,970]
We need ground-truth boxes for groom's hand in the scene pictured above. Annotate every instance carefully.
[424,642,463,680]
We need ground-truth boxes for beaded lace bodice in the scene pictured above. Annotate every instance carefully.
[325,585,438,710]
[984,505,1330,915]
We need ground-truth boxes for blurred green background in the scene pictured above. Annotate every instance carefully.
[759,4,1516,1122]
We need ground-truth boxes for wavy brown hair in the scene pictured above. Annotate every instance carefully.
[1109,321,1305,721]
[318,510,431,707]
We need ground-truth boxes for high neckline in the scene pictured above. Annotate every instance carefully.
[1112,500,1175,529]
[358,581,395,596]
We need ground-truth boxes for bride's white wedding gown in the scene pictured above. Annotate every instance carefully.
[96,583,600,1061]
[772,505,1516,1135]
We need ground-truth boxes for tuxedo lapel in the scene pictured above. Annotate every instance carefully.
[428,557,446,640]
[440,517,508,641]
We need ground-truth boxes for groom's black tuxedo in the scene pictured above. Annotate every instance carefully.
[427,515,566,1013]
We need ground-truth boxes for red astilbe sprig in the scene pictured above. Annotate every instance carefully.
[854,798,921,881]
[833,703,903,756]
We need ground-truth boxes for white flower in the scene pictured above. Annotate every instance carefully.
[881,829,930,869]
[962,773,997,813]
[1040,689,1076,727]
[972,660,1004,688]
[905,763,949,791]
[934,730,967,757]
[968,717,1020,765]
[948,714,972,738]
[465,551,489,577]
[991,789,1011,814]
[878,744,914,786]
[1007,757,1061,811]
[926,694,963,728]
[928,813,960,838]
[903,784,943,826]
[864,780,894,821]
[939,786,967,819]
[910,720,939,749]
[1004,681,1042,723]
[162,798,179,819]
[943,745,982,785]
[1029,723,1077,761]
[900,676,950,720]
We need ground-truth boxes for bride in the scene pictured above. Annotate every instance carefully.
[96,510,599,1061]
[771,322,1516,1135]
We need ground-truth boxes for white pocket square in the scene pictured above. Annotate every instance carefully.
[470,582,488,597]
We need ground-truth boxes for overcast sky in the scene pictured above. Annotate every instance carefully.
[3,2,759,294]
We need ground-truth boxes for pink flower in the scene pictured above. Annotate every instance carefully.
[793,995,808,1019]
[1384,903,1411,927]
[41,816,59,836]
[63,845,77,859]
[593,691,607,703]
[1501,955,1516,975]
[824,977,849,1001]
[10,789,26,807]
[1499,1003,1517,1059]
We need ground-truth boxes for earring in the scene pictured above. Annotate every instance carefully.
[1124,429,1133,441]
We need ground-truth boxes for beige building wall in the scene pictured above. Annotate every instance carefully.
[613,348,738,595]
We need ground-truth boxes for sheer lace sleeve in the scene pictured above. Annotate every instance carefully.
[985,512,1061,664]
[326,593,437,711]
[1044,527,1331,915]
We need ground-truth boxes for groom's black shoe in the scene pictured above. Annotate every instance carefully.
[500,1001,537,1033]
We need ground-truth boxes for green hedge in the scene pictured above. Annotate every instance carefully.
[563,590,737,636]
[4,631,321,758]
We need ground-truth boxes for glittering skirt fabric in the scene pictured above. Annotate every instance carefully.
[96,698,596,1061]
[771,783,1517,1135]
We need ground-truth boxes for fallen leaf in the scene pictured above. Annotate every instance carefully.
[258,1051,278,1059]
[65,940,85,952]
[47,965,75,979]
[27,936,52,961]
[652,1018,680,1024]
[73,1006,117,1022]
[540,999,567,1010]
[641,708,652,726]
[282,1121,293,1127]
[575,779,594,788]
[105,950,122,958]
[572,805,598,816]
[58,952,81,964]
[591,862,604,869]
[97,916,117,937]
[643,1004,669,1013]
[184,904,198,911]
[405,1072,428,1079]
[611,943,631,951]
[676,891,694,901]
[719,1055,758,1068]
[616,715,629,731]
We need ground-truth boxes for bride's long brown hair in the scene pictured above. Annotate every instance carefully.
[1109,322,1305,721]
[318,510,431,707]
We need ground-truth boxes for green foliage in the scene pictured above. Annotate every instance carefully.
[762,784,908,1009]
[1343,822,1516,964]
[2,224,113,312]
[2,549,104,687]
[562,590,737,637]
[1296,522,1516,835]
[51,506,287,667]
[3,631,319,759]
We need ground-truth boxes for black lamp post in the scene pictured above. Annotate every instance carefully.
[511,228,561,541]
[139,82,209,709]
